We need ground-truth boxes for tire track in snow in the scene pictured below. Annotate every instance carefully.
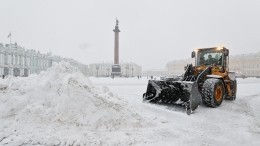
[224,93,260,136]
[239,93,260,135]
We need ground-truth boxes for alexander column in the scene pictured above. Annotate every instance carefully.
[111,18,121,77]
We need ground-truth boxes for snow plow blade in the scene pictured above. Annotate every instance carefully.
[143,80,202,115]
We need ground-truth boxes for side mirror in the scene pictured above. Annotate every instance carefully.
[191,51,195,58]
[224,49,229,56]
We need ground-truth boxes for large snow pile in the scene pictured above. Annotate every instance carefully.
[0,62,153,145]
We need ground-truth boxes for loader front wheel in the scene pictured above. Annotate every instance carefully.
[202,78,225,107]
[225,80,237,100]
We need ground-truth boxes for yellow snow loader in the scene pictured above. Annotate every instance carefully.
[143,47,237,114]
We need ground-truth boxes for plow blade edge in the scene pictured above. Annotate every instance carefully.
[143,80,202,114]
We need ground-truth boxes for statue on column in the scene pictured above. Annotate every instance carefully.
[116,18,119,26]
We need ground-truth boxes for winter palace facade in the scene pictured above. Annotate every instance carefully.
[0,43,88,77]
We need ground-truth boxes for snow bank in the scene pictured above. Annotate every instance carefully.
[0,62,152,145]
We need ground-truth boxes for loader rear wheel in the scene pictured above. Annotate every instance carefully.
[202,78,225,107]
[225,80,237,100]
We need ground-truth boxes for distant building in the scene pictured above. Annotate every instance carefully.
[89,62,142,77]
[166,58,194,76]
[166,53,260,77]
[0,43,88,77]
[142,70,167,77]
[229,53,260,77]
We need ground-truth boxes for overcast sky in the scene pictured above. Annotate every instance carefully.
[0,0,260,70]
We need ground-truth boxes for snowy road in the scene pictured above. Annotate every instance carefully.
[0,63,259,146]
[92,77,260,145]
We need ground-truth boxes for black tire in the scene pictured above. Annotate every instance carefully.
[225,80,237,100]
[202,78,225,107]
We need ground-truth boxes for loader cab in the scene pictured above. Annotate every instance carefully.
[193,47,229,68]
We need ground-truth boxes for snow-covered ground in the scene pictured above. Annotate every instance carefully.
[0,62,260,145]
[92,77,260,146]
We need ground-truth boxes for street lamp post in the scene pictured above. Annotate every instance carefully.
[96,66,99,77]
[131,66,134,77]
[106,67,110,77]
[125,65,129,78]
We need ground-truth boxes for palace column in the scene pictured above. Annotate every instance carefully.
[111,18,122,77]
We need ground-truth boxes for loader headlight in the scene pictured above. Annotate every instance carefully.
[217,46,223,50]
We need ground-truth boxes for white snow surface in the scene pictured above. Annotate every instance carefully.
[0,62,260,145]
[0,62,152,145]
